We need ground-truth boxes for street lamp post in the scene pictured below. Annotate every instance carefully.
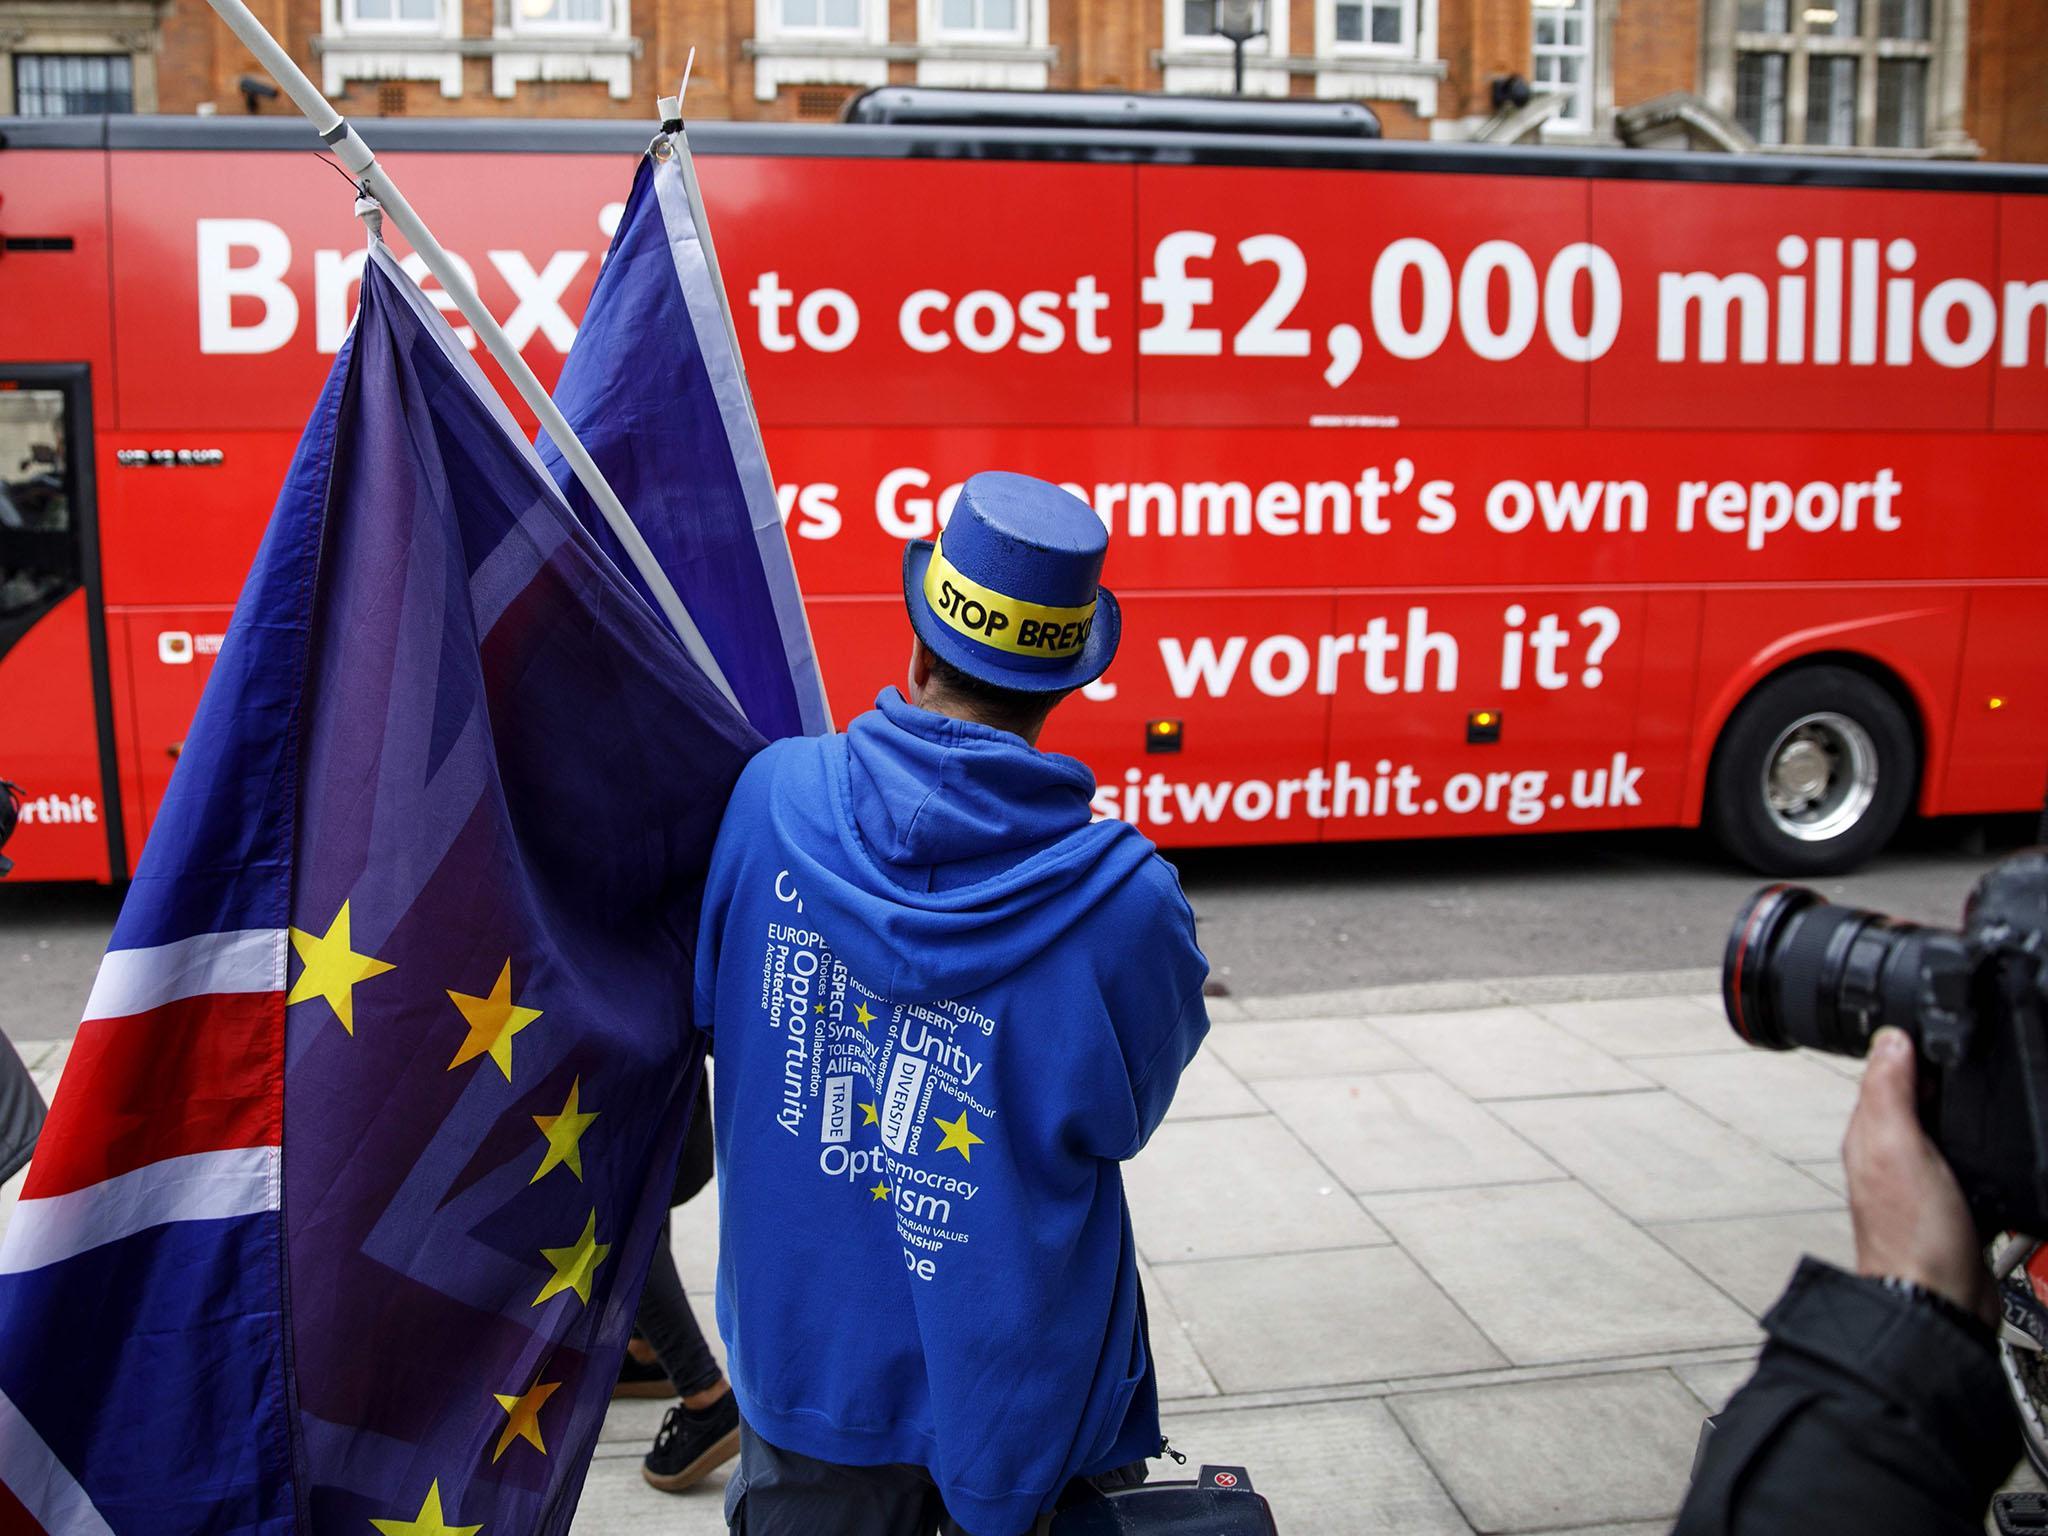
[1212,0,1267,96]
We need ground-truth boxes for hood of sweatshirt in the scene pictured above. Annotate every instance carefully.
[764,689,1161,1001]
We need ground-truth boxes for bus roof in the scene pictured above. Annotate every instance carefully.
[4,112,2047,194]
[841,87,1381,138]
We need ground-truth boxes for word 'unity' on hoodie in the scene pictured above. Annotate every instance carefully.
[696,688,1211,1536]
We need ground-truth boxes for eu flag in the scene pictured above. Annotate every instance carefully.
[542,126,831,743]
[0,243,762,1533]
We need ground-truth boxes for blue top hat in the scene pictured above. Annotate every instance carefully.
[901,470,1121,695]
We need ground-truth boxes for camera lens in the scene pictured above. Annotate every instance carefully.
[1722,885,1935,1058]
[1724,885,1820,1050]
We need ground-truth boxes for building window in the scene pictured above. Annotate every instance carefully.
[1170,1,1284,57]
[1530,0,1590,128]
[510,0,611,31]
[777,0,864,30]
[13,54,134,115]
[341,0,443,29]
[935,0,1021,36]
[1730,0,1937,149]
[1874,57,1926,147]
[1332,0,1405,45]
[1734,49,1789,144]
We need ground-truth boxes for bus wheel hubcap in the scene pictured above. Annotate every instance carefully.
[1762,712,1878,843]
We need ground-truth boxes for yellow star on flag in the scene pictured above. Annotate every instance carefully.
[530,1078,598,1184]
[533,1210,610,1307]
[447,959,542,1080]
[286,900,394,1035]
[932,1109,984,1162]
[859,1101,879,1127]
[491,1378,562,1461]
[814,1002,826,1015]
[870,1180,892,1201]
[369,1480,480,1536]
[854,1003,876,1029]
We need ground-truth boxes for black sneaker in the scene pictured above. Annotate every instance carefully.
[613,1349,673,1400]
[642,1390,740,1492]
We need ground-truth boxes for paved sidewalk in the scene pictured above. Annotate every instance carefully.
[0,974,1928,1533]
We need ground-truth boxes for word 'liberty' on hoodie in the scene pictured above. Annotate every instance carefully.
[696,688,1211,1536]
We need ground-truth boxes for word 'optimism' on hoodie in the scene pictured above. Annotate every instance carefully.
[696,689,1210,1536]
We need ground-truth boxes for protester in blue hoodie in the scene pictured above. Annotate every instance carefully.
[692,470,1211,1536]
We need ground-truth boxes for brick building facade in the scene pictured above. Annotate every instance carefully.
[3,0,2043,161]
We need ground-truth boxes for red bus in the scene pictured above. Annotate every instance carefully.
[3,112,2045,883]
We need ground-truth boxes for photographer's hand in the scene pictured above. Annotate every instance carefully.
[1844,1028,1997,1328]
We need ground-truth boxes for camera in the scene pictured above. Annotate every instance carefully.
[1723,849,2048,1234]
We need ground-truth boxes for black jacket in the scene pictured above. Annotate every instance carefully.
[1676,1257,2020,1535]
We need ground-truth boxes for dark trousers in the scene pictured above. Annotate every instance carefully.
[633,1218,722,1398]
[724,1417,1146,1536]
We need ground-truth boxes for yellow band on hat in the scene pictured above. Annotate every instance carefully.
[922,538,1097,660]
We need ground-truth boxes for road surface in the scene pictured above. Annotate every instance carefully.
[1,812,2035,1042]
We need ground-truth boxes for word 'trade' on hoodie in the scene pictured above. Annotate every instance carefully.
[696,689,1211,1536]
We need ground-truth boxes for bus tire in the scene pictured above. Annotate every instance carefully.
[1706,664,1916,877]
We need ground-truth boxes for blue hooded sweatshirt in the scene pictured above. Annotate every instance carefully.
[696,689,1210,1536]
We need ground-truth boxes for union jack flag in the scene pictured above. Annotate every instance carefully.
[0,233,769,1533]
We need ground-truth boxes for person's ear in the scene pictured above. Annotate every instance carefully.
[907,636,935,704]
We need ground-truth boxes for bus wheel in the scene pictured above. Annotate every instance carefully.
[1707,664,1916,876]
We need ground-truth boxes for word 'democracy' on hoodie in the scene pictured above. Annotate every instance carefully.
[696,689,1211,1536]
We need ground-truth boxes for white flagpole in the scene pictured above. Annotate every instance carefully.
[203,0,742,715]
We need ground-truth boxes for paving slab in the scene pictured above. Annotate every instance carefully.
[13,1038,64,1073]
[1798,1158,1848,1196]
[1149,1246,1505,1392]
[1390,1370,1711,1532]
[1373,1008,1654,1101]
[1203,1018,1416,1081]
[1138,1257,1220,1400]
[1502,970,1720,1006]
[667,1182,721,1297]
[1165,1047,1267,1121]
[1674,1359,1758,1414]
[1366,1183,1758,1365]
[1257,1072,1562,1195]
[1808,1050,1867,1081]
[1648,1210,1855,1314]
[1536,996,1742,1059]
[570,1452,732,1535]
[1161,1397,1471,1535]
[595,1393,672,1449]
[22,1038,67,1103]
[1493,1092,1839,1223]
[1637,1051,1860,1162]
[1126,1115,1388,1263]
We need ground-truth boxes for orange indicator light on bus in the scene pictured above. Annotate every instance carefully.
[1988,697,2007,711]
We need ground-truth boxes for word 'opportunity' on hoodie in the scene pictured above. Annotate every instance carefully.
[696,688,1211,1536]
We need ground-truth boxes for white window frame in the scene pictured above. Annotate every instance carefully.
[1530,0,1593,130]
[506,0,615,37]
[336,0,446,36]
[765,0,872,39]
[1322,0,1416,57]
[928,0,1028,43]
[1166,0,1288,64]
